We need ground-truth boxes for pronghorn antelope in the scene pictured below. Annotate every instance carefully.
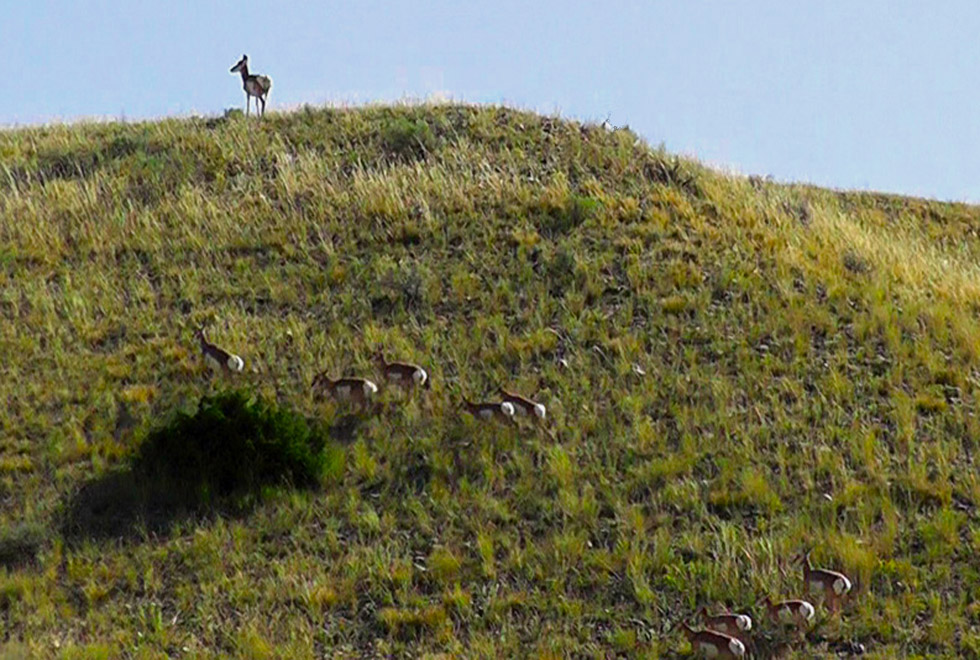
[697,606,752,643]
[229,54,272,117]
[798,551,852,612]
[374,350,430,391]
[763,596,815,634]
[497,385,546,421]
[311,371,378,409]
[194,327,244,374]
[679,623,746,659]
[462,398,516,423]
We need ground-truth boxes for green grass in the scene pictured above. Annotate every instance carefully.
[2,102,980,657]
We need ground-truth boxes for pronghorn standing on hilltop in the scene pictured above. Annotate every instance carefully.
[230,54,272,118]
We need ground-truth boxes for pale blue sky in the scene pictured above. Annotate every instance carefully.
[5,2,980,201]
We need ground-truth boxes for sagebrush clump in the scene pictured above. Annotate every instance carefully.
[134,390,336,498]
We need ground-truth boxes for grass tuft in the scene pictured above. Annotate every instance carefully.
[0,523,45,570]
[382,116,438,163]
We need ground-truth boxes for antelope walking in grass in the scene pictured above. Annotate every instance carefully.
[497,385,546,422]
[374,350,430,392]
[697,606,752,645]
[230,54,272,118]
[798,551,852,613]
[195,327,244,374]
[462,397,516,423]
[680,623,746,659]
[763,596,815,637]
[312,371,379,410]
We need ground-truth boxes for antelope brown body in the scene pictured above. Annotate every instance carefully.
[764,596,815,632]
[462,398,516,423]
[800,551,852,612]
[697,606,752,643]
[312,372,378,409]
[374,351,429,391]
[195,327,244,374]
[680,623,746,658]
[497,385,546,421]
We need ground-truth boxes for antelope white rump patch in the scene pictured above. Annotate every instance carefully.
[228,354,244,372]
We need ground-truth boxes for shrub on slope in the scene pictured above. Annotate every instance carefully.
[133,390,336,499]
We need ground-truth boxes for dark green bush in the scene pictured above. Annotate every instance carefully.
[381,117,437,162]
[134,390,336,499]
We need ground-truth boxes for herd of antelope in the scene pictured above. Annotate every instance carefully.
[195,326,546,424]
[197,326,854,656]
[681,551,854,658]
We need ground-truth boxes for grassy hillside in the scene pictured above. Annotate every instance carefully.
[2,104,980,658]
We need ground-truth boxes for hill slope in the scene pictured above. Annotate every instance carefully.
[2,105,980,657]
